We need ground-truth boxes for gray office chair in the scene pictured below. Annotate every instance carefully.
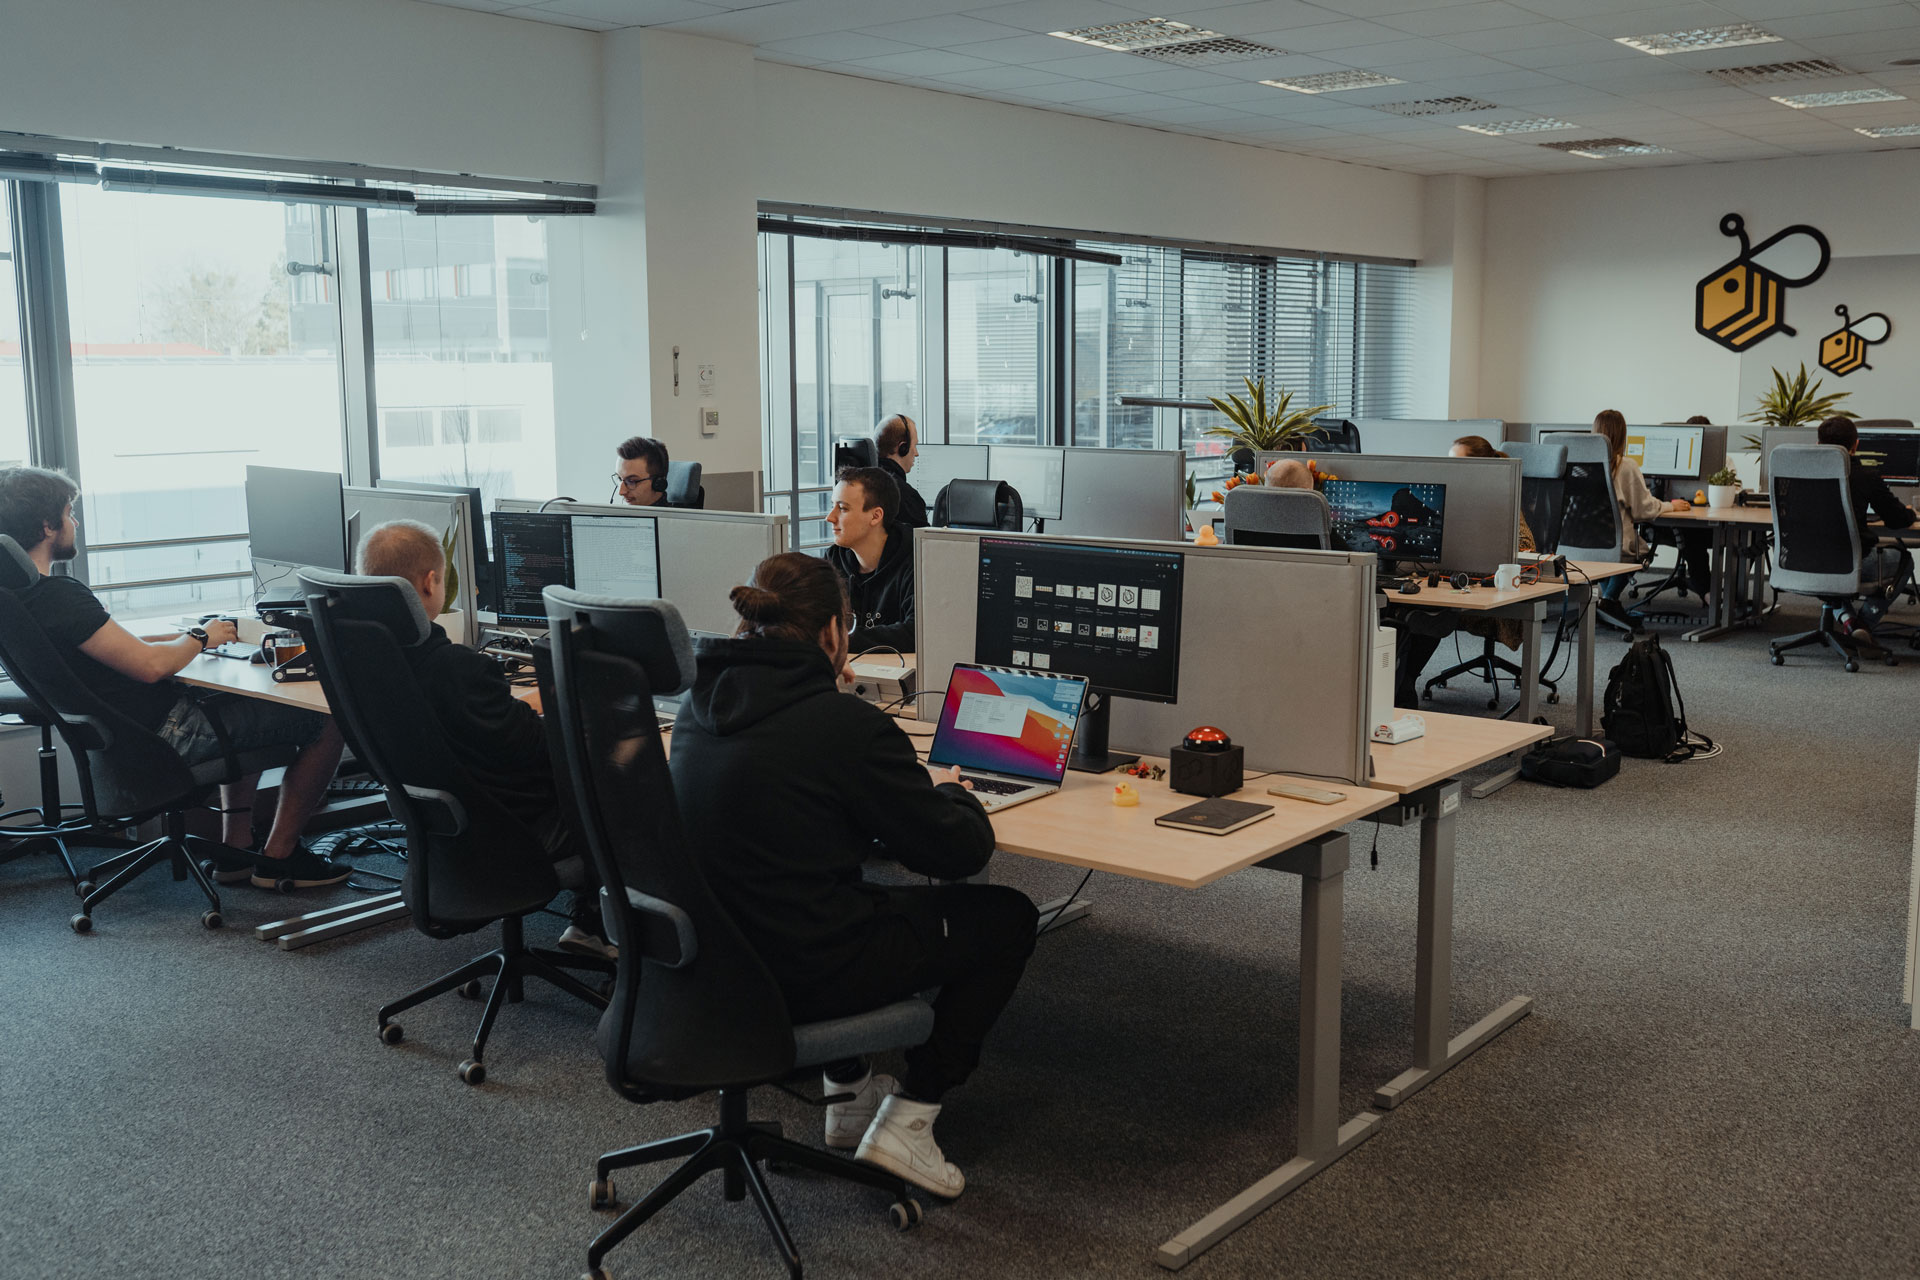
[666,460,705,509]
[540,590,931,1279]
[1222,485,1332,550]
[1768,445,1893,672]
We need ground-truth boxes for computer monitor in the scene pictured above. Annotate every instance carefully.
[1625,425,1705,478]
[1323,478,1447,565]
[491,511,662,626]
[910,443,990,515]
[1857,430,1920,486]
[375,478,489,598]
[973,536,1183,772]
[245,466,347,572]
[989,445,1065,521]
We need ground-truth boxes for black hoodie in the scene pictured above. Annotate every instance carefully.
[878,456,930,530]
[669,635,994,988]
[824,525,917,656]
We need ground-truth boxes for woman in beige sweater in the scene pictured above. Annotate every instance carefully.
[1593,409,1690,605]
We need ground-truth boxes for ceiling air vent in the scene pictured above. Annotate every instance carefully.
[1704,58,1848,86]
[1129,37,1287,66]
[1375,96,1499,117]
[1540,138,1672,158]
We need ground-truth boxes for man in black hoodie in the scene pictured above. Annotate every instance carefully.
[825,466,917,656]
[874,413,929,530]
[1818,415,1916,648]
[359,520,612,960]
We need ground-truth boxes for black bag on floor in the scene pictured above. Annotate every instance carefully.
[1519,736,1620,788]
[1602,633,1712,762]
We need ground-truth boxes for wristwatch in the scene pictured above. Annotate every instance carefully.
[187,626,211,652]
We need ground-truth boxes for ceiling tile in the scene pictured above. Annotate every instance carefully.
[760,32,922,62]
[845,50,999,77]
[1440,21,1592,55]
[944,33,1106,64]
[864,14,1031,48]
[1101,67,1239,92]
[928,65,1079,91]
[966,0,1159,35]
[1564,4,1777,41]
[1765,6,1920,39]
[1379,2,1544,38]
[1256,19,1409,52]
[524,0,715,24]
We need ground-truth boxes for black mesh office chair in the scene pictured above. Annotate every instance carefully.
[1302,418,1362,453]
[933,478,1024,531]
[297,568,609,1084]
[666,460,705,509]
[0,537,298,932]
[0,538,89,888]
[1557,435,1640,636]
[833,438,878,471]
[1222,486,1332,549]
[541,589,933,1280]
[1423,442,1565,706]
[1767,445,1895,671]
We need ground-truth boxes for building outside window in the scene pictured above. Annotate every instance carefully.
[0,193,29,469]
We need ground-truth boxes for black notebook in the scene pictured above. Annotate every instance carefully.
[1154,797,1274,836]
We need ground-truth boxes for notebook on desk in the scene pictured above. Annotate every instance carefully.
[926,664,1088,814]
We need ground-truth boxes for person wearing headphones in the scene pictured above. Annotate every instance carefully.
[613,436,675,507]
[873,413,928,529]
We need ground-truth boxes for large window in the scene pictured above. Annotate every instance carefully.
[59,185,345,615]
[947,246,1046,446]
[0,193,28,468]
[370,212,557,518]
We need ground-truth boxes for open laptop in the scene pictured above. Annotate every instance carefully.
[926,664,1089,813]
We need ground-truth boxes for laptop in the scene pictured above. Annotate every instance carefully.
[926,664,1089,813]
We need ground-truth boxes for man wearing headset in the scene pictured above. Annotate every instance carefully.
[873,413,929,530]
[613,435,678,507]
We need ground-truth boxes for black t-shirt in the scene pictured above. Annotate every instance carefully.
[18,573,183,732]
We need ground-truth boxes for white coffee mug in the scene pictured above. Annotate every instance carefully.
[1493,563,1521,591]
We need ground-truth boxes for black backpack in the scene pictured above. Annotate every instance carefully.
[1602,633,1711,762]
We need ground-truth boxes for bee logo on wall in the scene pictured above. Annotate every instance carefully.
[1818,304,1891,377]
[1694,213,1832,353]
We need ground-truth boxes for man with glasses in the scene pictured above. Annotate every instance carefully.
[612,436,686,508]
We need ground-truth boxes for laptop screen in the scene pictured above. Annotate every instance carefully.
[928,664,1088,785]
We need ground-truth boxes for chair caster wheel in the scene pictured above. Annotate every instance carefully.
[458,1059,486,1085]
[457,979,484,1000]
[589,1177,617,1211]
[1547,692,1560,704]
[76,879,93,898]
[198,858,218,881]
[890,1198,923,1230]
[273,878,295,894]
[582,1268,613,1280]
[379,1022,404,1046]
[1770,652,1784,665]
[1485,698,1498,710]
[1845,661,1859,673]
[70,912,92,934]
[202,910,223,930]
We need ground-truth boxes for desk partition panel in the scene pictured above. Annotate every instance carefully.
[495,500,787,636]
[1047,448,1187,541]
[1254,452,1521,576]
[915,528,1376,784]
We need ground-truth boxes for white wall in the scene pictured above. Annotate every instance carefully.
[1412,175,1486,420]
[1479,150,1920,428]
[0,0,602,184]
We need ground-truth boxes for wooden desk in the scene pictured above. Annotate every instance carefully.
[1652,504,1773,641]
[1367,713,1549,1112]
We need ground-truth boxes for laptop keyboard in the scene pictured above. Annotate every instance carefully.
[961,774,1030,796]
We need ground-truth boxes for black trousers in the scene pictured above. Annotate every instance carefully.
[785,883,1038,1103]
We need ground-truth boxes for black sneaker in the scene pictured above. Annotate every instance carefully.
[251,844,351,890]
[199,842,257,884]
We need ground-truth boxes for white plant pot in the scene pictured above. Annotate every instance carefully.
[439,607,470,645]
[1707,484,1739,509]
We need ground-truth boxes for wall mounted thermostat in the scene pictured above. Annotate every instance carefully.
[701,407,719,437]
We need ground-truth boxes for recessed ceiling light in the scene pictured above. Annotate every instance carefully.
[1705,59,1849,86]
[1128,37,1288,66]
[1616,23,1781,56]
[1260,70,1404,95]
[1374,96,1499,117]
[1459,117,1580,136]
[1541,137,1672,158]
[1854,123,1920,137]
[1049,18,1225,53]
[1772,88,1906,108]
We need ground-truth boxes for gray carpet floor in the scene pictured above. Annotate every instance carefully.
[5,595,1919,1280]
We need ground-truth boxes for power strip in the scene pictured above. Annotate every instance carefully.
[1518,551,1567,581]
[845,660,915,709]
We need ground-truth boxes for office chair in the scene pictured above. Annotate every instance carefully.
[1229,446,1258,475]
[933,478,1024,531]
[1222,485,1332,549]
[297,568,609,1084]
[1557,435,1640,636]
[540,589,931,1280]
[666,460,705,510]
[1303,418,1362,453]
[833,438,878,471]
[1767,445,1896,672]
[0,537,298,931]
[1423,442,1565,707]
[0,686,84,889]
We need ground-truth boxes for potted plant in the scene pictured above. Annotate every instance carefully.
[1705,464,1740,509]
[437,524,470,645]
[1740,363,1853,450]
[1202,376,1333,455]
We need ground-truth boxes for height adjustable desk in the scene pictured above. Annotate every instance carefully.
[1650,505,1772,641]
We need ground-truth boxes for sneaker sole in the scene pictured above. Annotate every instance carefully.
[855,1144,965,1199]
[249,871,351,889]
[208,866,254,884]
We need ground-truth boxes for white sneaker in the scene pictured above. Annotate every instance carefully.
[855,1094,965,1199]
[557,925,618,963]
[823,1070,897,1150]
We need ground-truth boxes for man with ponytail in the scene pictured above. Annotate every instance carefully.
[670,551,1038,1201]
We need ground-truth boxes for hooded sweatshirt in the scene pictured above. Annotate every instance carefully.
[669,635,993,988]
[824,525,917,656]
[879,456,930,530]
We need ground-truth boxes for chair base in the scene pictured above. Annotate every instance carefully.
[586,1087,919,1280]
[72,814,228,932]
[1423,643,1558,709]
[1769,603,1893,673]
[376,912,611,1083]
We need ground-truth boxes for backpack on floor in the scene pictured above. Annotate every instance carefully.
[1602,633,1712,763]
[1519,736,1620,788]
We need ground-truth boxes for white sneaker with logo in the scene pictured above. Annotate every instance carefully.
[855,1094,965,1199]
[823,1070,897,1150]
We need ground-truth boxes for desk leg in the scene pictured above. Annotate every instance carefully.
[1036,894,1092,930]
[1156,833,1383,1271]
[1515,604,1543,726]
[1374,781,1532,1111]
[1685,523,1735,642]
[1576,581,1597,739]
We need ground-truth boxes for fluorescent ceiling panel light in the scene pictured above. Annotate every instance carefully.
[1050,18,1224,53]
[1375,96,1499,117]
[1704,58,1848,86]
[1854,123,1920,137]
[1458,117,1579,135]
[1260,70,1403,95]
[1540,137,1671,158]
[1616,23,1780,56]
[1128,37,1287,66]
[1772,88,1905,108]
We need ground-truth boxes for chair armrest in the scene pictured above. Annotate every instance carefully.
[624,886,698,968]
[400,785,468,837]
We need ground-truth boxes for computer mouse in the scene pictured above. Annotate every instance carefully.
[1397,579,1421,595]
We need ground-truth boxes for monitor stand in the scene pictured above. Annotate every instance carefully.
[1068,692,1138,774]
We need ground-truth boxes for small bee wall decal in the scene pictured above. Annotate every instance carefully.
[1818,304,1891,377]
[1695,213,1832,353]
